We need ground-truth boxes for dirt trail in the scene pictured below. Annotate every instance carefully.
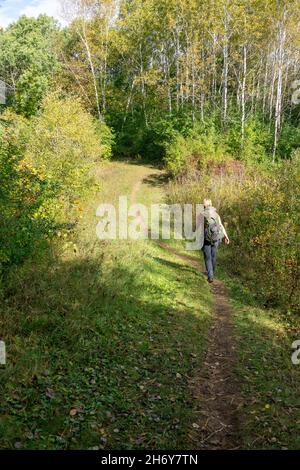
[190,279,241,449]
[130,168,241,450]
[130,179,143,205]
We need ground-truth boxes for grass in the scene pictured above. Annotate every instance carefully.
[3,159,298,450]
[0,161,213,450]
[218,255,300,450]
[166,171,300,450]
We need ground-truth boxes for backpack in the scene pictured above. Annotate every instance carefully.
[204,211,223,245]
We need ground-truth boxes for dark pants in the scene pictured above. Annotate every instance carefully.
[202,241,220,281]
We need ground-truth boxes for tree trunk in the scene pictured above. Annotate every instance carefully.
[78,21,102,121]
[222,5,229,128]
[241,45,247,144]
[273,16,286,162]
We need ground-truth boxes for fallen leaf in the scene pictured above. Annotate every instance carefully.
[46,388,55,399]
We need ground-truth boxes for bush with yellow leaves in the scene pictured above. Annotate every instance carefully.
[0,94,113,270]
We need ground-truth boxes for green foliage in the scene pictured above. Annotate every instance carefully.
[277,122,300,159]
[27,94,108,201]
[244,157,300,311]
[0,0,299,452]
[164,132,189,176]
[0,15,60,117]
[167,156,300,314]
[114,114,190,161]
[210,155,300,313]
[0,95,113,270]
[0,111,55,267]
[164,119,230,176]
[96,121,115,160]
[218,268,300,449]
[114,117,147,158]
[0,162,212,450]
[227,116,271,164]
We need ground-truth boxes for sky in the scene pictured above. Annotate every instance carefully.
[0,0,64,28]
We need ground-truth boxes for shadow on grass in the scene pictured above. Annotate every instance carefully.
[143,173,170,188]
[216,253,300,449]
[152,256,201,276]
[0,245,211,451]
[111,156,163,169]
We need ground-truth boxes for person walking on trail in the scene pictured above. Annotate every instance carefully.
[202,199,230,284]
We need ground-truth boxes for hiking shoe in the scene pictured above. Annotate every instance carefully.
[208,278,214,284]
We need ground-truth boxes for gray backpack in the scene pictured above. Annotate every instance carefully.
[204,208,223,244]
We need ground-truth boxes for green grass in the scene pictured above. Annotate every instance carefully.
[3,160,298,450]
[218,255,300,450]
[0,162,213,450]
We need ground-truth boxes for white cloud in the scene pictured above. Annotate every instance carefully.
[0,0,66,29]
[20,0,63,21]
[0,12,15,28]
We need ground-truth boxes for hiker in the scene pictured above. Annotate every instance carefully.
[202,199,230,284]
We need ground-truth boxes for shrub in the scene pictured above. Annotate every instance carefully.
[247,157,300,311]
[164,120,230,176]
[0,95,113,270]
[0,111,54,267]
[164,132,190,176]
[167,156,300,314]
[0,15,60,117]
[226,116,271,164]
[26,94,112,215]
[277,122,300,159]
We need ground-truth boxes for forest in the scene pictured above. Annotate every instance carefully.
[0,0,300,453]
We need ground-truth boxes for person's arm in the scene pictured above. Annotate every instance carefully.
[218,215,230,244]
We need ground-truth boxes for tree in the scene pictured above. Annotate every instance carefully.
[0,15,60,117]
